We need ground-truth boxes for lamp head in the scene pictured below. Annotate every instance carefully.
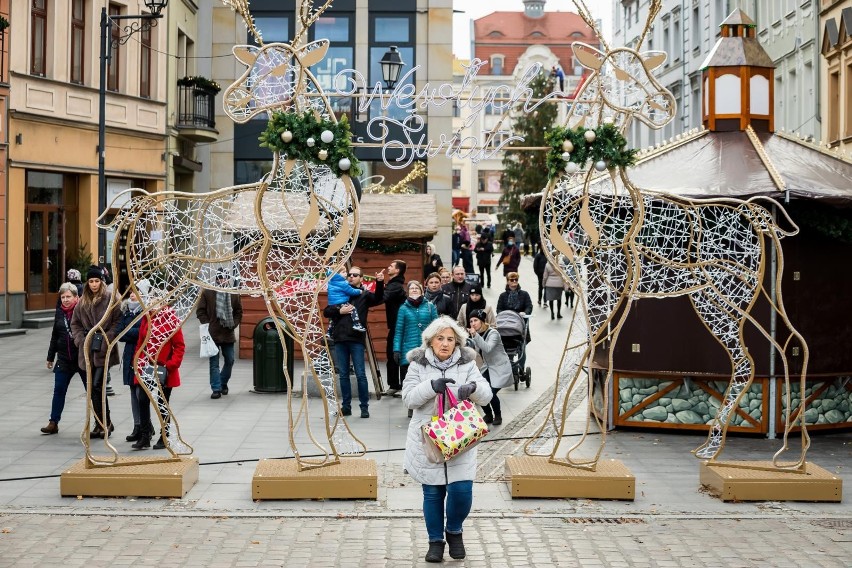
[143,0,168,16]
[379,46,405,90]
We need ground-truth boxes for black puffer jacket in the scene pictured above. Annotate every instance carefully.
[47,306,81,373]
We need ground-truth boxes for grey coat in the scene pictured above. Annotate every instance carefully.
[543,263,564,289]
[402,346,493,485]
[468,327,513,389]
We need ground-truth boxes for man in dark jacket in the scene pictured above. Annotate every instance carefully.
[533,250,547,306]
[382,259,407,396]
[442,265,473,319]
[474,235,494,288]
[196,270,243,399]
[323,266,385,418]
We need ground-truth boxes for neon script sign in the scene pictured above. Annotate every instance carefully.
[333,59,566,169]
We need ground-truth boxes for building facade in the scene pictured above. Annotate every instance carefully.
[0,1,9,323]
[453,0,597,217]
[7,0,170,317]
[612,0,820,148]
[208,0,455,259]
[821,1,852,154]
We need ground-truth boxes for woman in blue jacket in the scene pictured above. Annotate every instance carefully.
[393,280,438,384]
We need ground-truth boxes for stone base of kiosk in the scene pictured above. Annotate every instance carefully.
[60,456,198,498]
[700,461,842,502]
[252,458,377,500]
[506,456,635,500]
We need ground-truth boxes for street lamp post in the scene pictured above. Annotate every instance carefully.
[97,0,168,263]
[379,46,405,91]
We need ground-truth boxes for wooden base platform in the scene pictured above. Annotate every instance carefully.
[252,458,377,500]
[506,456,635,500]
[700,461,842,502]
[60,456,198,498]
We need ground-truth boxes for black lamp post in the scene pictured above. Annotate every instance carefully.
[379,45,405,91]
[97,0,168,263]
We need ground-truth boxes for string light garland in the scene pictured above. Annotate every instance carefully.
[356,239,421,254]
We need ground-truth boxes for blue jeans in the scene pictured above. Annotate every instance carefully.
[50,367,87,423]
[422,481,473,542]
[334,340,368,412]
[209,342,235,392]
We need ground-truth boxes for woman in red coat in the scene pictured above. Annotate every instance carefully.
[132,304,185,450]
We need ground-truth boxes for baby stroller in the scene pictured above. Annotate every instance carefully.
[495,310,531,390]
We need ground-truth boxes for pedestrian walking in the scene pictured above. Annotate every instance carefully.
[116,280,150,443]
[451,226,463,267]
[133,302,186,450]
[455,284,495,328]
[532,250,547,307]
[466,309,512,425]
[70,266,121,438]
[424,272,454,317]
[442,266,473,317]
[323,266,385,418]
[393,280,438,391]
[401,316,492,562]
[196,270,243,399]
[494,236,521,279]
[459,227,474,274]
[496,272,533,373]
[423,244,443,279]
[42,282,86,435]
[543,261,565,320]
[474,234,493,288]
[513,223,526,255]
[382,259,408,396]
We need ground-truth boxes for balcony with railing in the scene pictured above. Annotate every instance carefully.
[176,76,219,143]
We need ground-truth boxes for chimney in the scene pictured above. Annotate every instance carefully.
[523,0,546,19]
[700,9,776,132]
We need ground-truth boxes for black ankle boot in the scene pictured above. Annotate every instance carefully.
[91,424,104,439]
[445,531,465,559]
[126,425,141,442]
[425,540,445,563]
[131,433,151,450]
[483,410,494,424]
[492,414,503,426]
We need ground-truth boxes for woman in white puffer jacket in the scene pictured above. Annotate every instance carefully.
[402,316,492,563]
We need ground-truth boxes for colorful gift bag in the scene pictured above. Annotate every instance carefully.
[422,387,489,462]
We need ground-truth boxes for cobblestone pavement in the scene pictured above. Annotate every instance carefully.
[0,512,850,567]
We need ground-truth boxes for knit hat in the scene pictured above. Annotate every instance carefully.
[469,284,483,296]
[86,265,103,281]
[66,268,81,281]
[468,309,488,323]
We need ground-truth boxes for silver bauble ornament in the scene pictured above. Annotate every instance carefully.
[594,160,608,171]
[602,117,614,126]
[307,137,316,147]
[584,130,596,143]
[318,149,329,161]
[320,130,334,144]
[281,130,293,143]
[565,162,580,174]
[561,151,571,161]
[338,158,351,171]
[562,140,574,152]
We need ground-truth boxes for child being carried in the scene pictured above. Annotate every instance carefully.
[326,267,366,336]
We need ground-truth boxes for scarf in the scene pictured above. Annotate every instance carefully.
[407,296,424,308]
[216,291,236,329]
[61,303,76,320]
[425,346,461,371]
[464,295,486,317]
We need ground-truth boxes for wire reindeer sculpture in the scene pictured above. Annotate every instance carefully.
[527,0,811,473]
[85,0,367,470]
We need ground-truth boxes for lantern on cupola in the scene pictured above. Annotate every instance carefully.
[700,9,775,132]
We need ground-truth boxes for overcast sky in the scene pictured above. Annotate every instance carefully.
[452,0,614,59]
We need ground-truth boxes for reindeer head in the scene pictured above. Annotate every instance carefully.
[224,40,329,123]
[573,42,675,130]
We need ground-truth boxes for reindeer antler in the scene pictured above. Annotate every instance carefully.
[292,0,334,49]
[636,0,662,50]
[223,0,264,46]
[573,0,609,52]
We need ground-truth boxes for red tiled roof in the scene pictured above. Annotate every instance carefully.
[474,11,597,45]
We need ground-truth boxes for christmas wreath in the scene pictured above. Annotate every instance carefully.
[545,122,638,182]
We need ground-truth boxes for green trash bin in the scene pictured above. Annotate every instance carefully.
[253,317,293,393]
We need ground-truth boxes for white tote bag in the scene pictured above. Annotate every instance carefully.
[199,323,220,358]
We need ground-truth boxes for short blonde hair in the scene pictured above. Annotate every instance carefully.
[507,271,519,280]
[407,280,424,294]
[421,316,468,348]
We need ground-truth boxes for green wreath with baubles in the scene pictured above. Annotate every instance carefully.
[545,122,638,182]
[259,111,362,178]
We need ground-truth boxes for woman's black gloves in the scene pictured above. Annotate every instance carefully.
[431,378,455,393]
[457,382,477,400]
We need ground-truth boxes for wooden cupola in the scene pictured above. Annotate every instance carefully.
[700,9,775,132]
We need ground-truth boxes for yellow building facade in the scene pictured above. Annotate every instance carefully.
[821,0,852,154]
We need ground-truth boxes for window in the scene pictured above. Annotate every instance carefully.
[310,15,353,120]
[491,55,504,75]
[845,61,852,137]
[251,16,290,44]
[452,169,461,190]
[140,22,152,98]
[108,4,121,92]
[673,11,682,61]
[477,170,501,193]
[369,14,414,121]
[71,0,85,84]
[662,17,670,65]
[31,0,48,76]
[452,100,460,118]
[692,4,701,52]
[828,69,839,141]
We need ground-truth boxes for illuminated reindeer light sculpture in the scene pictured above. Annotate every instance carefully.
[528,0,811,474]
[86,0,366,472]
